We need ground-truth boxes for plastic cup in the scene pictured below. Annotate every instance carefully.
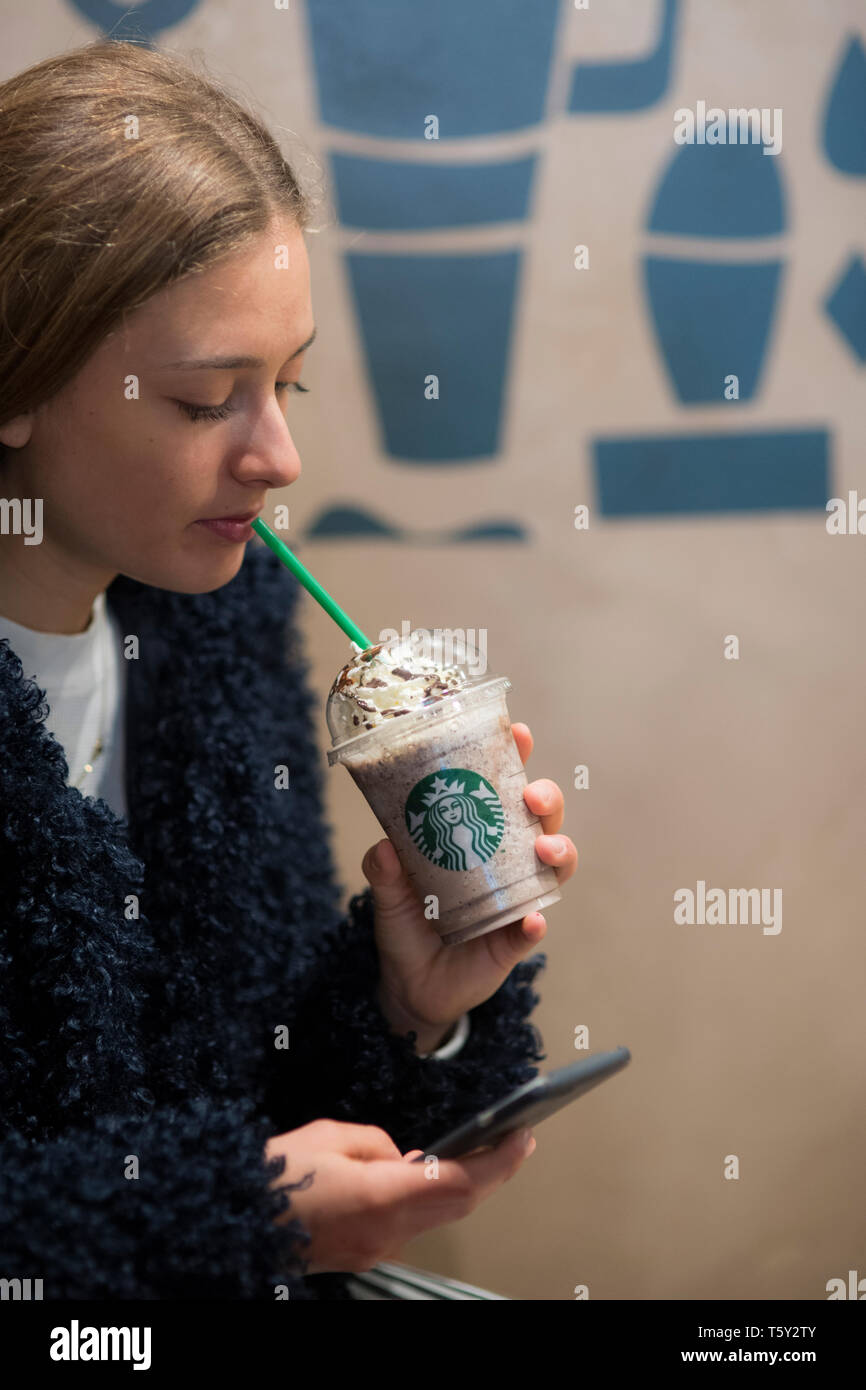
[326,636,561,944]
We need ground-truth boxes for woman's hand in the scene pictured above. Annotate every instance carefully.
[265,1119,536,1276]
[362,721,578,1053]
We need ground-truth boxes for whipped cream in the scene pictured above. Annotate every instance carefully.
[327,635,471,742]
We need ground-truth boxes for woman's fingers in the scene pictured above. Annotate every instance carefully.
[386,1128,536,1210]
[513,738,578,881]
[524,777,563,834]
[534,833,578,884]
[511,721,533,765]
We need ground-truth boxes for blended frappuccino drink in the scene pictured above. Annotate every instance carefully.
[326,632,561,945]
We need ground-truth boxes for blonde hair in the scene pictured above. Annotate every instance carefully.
[0,39,319,462]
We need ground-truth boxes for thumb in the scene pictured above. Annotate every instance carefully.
[361,838,417,917]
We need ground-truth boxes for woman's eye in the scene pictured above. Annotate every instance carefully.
[176,399,234,422]
[176,381,310,422]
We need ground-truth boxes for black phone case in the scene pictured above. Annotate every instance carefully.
[411,1046,631,1161]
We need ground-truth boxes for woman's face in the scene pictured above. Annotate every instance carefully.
[1,216,313,596]
[439,797,462,824]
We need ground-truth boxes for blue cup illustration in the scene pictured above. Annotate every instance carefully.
[593,137,829,517]
[305,0,680,471]
[645,142,786,403]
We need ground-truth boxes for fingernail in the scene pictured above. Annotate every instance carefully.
[550,837,567,857]
[521,1128,535,1153]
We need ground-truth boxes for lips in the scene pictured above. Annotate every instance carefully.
[199,510,261,523]
[194,511,261,543]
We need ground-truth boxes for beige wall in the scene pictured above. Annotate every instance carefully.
[11,0,864,1299]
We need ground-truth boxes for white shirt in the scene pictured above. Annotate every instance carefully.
[0,594,469,1059]
[0,591,127,819]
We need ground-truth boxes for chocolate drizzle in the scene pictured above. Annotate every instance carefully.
[332,642,387,695]
[331,641,468,739]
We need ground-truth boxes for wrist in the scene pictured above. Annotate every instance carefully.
[375,981,455,1056]
[412,1017,459,1056]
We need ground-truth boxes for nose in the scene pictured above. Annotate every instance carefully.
[230,409,303,491]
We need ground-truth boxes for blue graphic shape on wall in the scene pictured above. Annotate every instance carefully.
[304,0,678,517]
[645,258,783,402]
[329,153,537,231]
[305,506,527,542]
[594,136,830,517]
[569,0,678,113]
[594,431,829,517]
[649,143,786,238]
[307,507,402,539]
[644,144,786,403]
[822,35,866,176]
[306,0,560,137]
[345,251,521,461]
[64,0,200,41]
[449,520,526,541]
[824,254,866,363]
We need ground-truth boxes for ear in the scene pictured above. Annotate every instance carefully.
[0,414,33,449]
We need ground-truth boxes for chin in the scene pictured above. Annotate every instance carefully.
[120,543,249,595]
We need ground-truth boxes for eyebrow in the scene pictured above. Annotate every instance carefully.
[161,326,317,371]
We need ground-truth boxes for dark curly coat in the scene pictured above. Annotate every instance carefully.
[0,540,546,1300]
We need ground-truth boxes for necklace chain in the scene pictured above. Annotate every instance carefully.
[72,605,111,790]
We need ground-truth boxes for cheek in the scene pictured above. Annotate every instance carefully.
[43,396,154,506]
[109,421,216,514]
[34,381,227,562]
[65,435,205,540]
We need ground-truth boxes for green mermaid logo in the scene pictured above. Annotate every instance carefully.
[405,769,505,870]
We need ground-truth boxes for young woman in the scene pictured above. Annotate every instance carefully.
[0,39,578,1300]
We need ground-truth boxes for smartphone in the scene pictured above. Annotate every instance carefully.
[410,1046,630,1162]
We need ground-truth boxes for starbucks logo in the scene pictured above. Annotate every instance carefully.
[405,769,505,871]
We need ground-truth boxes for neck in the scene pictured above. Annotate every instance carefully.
[0,537,115,635]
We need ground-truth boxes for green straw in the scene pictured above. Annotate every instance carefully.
[251,516,372,650]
